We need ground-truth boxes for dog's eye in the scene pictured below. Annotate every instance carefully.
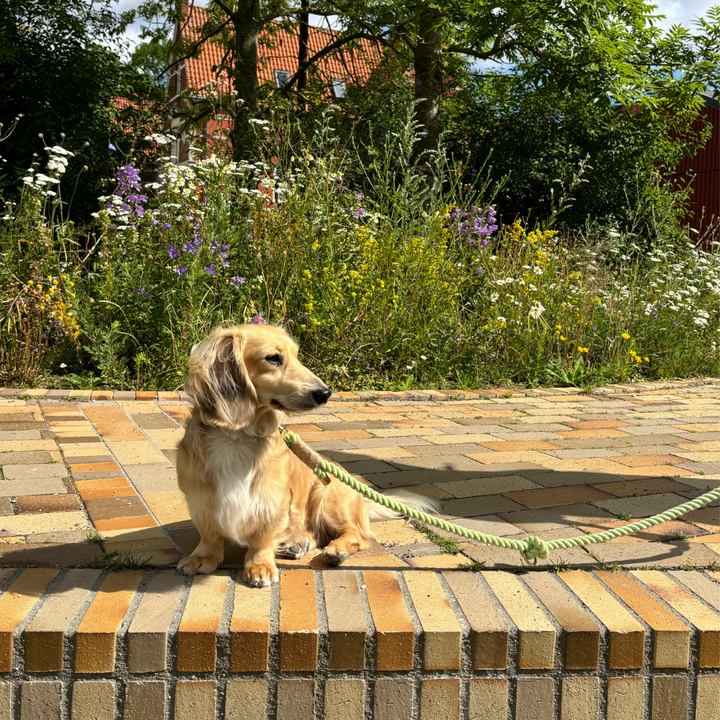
[265,354,282,366]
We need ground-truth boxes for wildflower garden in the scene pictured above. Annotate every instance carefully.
[1,0,719,392]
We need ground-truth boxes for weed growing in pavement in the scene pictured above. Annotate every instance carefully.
[93,549,153,571]
[416,523,462,554]
[84,530,106,548]
[459,560,487,572]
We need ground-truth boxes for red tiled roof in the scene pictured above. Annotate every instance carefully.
[178,4,382,92]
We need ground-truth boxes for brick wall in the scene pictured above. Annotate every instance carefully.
[1,567,719,719]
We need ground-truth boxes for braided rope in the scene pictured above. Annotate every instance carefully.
[281,428,720,563]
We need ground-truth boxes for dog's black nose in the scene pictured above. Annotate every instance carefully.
[312,387,332,405]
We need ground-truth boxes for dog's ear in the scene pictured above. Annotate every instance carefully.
[185,329,257,429]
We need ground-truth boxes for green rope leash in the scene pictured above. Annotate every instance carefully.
[281,428,720,564]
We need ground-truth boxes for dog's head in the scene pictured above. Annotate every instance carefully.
[185,324,331,430]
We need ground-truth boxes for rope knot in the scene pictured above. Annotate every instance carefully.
[522,536,550,563]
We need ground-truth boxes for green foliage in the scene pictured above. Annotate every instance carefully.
[1,106,718,389]
[447,69,710,233]
[0,0,166,220]
[130,37,172,94]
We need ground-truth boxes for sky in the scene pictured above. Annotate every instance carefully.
[115,0,719,52]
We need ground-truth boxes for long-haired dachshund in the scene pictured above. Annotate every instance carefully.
[176,323,438,586]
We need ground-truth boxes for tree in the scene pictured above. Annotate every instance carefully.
[130,36,172,100]
[330,0,720,170]
[0,0,160,219]
[131,0,720,186]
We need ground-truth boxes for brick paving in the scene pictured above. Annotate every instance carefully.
[0,381,718,719]
[0,380,718,568]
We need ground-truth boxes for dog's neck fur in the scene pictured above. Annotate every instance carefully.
[196,405,282,440]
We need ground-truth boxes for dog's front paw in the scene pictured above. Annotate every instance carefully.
[276,537,311,560]
[177,554,219,575]
[244,563,279,588]
[322,545,348,566]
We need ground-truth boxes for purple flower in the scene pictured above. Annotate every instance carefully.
[175,267,187,276]
[449,205,497,244]
[476,268,484,275]
[109,143,116,151]
[353,208,366,218]
[166,245,180,260]
[204,265,216,276]
[230,276,246,287]
[151,220,159,226]
[250,315,267,324]
[164,223,171,230]
[113,165,145,220]
[355,193,363,201]
[137,286,150,299]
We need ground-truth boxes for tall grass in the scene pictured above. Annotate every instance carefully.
[1,107,718,389]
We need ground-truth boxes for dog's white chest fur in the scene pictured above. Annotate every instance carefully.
[203,431,271,545]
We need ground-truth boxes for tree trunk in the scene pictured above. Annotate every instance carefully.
[413,9,443,169]
[297,0,310,98]
[230,3,260,162]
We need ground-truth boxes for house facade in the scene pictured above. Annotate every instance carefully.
[165,4,381,163]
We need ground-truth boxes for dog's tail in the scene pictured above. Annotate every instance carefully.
[366,489,441,521]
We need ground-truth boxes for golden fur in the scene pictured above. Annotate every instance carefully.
[176,323,438,586]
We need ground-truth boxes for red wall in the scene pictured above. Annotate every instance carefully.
[675,103,720,238]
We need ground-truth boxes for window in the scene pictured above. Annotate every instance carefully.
[274,69,290,88]
[330,78,346,99]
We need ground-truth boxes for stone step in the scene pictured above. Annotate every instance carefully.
[0,567,718,719]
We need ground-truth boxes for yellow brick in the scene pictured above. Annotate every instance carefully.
[403,572,461,670]
[0,569,58,671]
[483,572,555,669]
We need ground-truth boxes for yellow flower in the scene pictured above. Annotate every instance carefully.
[621,333,630,339]
[644,357,649,362]
[560,335,566,341]
[578,347,589,353]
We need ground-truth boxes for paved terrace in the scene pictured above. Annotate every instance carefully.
[0,381,718,720]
